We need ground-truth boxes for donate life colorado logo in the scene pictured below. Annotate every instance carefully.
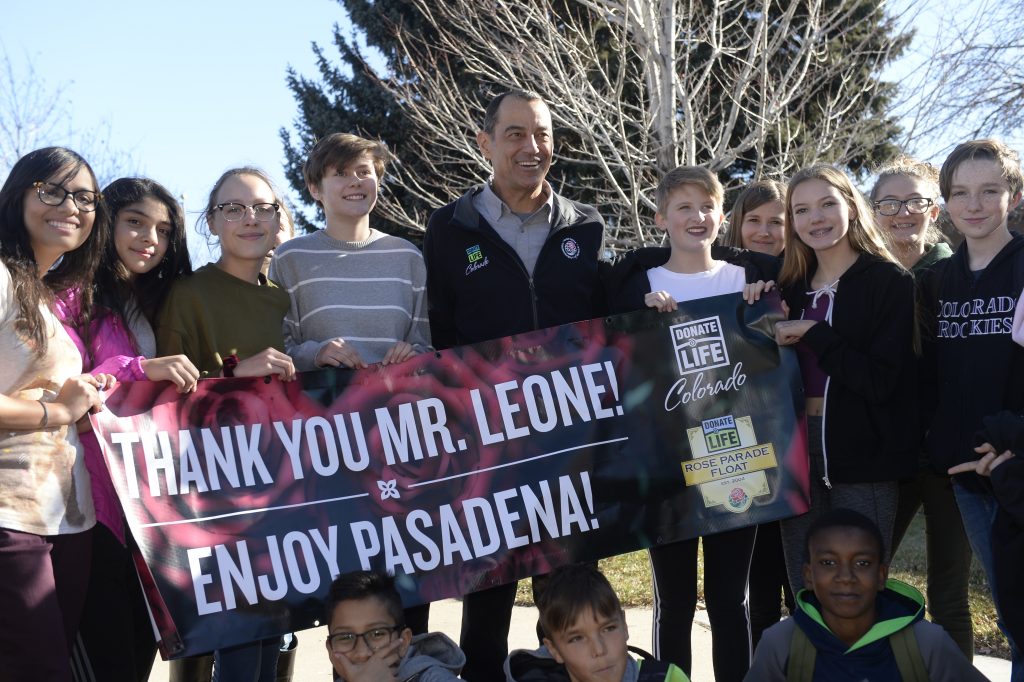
[465,244,489,275]
[664,316,747,411]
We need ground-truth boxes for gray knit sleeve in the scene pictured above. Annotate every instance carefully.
[407,248,433,354]
[271,248,330,371]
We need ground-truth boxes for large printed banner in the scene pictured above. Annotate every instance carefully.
[91,292,808,658]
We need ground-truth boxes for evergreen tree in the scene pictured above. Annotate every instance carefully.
[282,0,910,247]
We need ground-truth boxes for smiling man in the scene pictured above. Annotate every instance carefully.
[423,89,606,350]
[422,89,607,681]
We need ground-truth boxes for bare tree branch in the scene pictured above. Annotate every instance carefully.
[1,46,137,183]
[330,0,911,249]
[895,0,1024,155]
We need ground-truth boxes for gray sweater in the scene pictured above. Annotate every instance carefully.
[270,229,431,370]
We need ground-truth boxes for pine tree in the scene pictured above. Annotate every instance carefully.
[282,0,910,247]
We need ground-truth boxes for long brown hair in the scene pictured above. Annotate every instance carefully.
[724,179,787,249]
[0,147,108,354]
[95,178,192,330]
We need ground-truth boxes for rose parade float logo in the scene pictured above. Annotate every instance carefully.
[728,487,748,510]
[681,414,777,513]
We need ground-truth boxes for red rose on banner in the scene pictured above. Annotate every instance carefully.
[96,377,321,592]
[152,380,312,527]
[329,355,504,516]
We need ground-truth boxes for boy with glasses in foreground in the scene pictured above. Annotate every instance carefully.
[325,571,464,681]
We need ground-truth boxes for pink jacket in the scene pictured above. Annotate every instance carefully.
[54,289,147,544]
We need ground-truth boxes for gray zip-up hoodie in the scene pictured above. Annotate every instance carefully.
[395,632,465,681]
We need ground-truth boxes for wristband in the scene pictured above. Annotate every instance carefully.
[37,399,49,428]
[222,354,240,378]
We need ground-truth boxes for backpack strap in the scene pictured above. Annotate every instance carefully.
[890,626,928,682]
[636,657,672,682]
[787,625,816,682]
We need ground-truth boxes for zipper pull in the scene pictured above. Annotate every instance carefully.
[822,474,832,490]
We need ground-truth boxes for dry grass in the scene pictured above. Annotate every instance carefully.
[515,513,1010,659]
[887,515,1009,659]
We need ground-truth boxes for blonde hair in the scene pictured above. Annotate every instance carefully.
[656,166,724,214]
[870,156,943,246]
[779,164,900,287]
[724,179,787,249]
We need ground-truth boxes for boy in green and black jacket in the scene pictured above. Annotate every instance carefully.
[745,509,984,682]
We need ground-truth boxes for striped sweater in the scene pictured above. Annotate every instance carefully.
[270,229,431,370]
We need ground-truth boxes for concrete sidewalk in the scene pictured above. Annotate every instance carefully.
[148,598,1011,681]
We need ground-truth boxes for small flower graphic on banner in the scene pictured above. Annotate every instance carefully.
[377,479,400,500]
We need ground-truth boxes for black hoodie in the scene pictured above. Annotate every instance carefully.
[781,254,919,484]
[975,410,1024,650]
[922,233,1024,483]
[423,186,606,350]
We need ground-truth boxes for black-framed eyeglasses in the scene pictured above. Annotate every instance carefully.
[873,197,935,216]
[326,626,402,654]
[33,182,101,212]
[213,202,280,222]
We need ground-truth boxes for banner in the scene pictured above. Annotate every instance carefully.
[91,292,808,657]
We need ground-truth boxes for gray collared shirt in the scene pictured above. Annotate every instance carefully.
[472,182,554,276]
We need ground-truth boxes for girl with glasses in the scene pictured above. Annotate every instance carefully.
[53,177,199,681]
[157,167,295,382]
[157,167,294,682]
[773,164,919,599]
[867,158,973,659]
[871,158,950,271]
[0,147,112,681]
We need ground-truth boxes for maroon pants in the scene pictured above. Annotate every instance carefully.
[0,527,92,682]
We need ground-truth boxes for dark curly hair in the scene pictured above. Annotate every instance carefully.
[93,177,192,334]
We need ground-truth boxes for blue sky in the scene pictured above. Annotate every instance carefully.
[2,1,1011,264]
[3,1,345,263]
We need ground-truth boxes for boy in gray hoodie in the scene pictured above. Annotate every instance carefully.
[325,571,464,682]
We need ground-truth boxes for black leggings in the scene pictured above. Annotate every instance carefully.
[649,525,756,682]
[747,521,795,649]
[73,524,156,682]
